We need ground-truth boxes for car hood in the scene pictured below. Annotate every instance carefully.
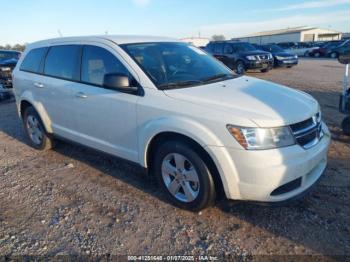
[164,76,318,128]
[240,50,271,56]
[0,58,18,67]
[273,52,296,57]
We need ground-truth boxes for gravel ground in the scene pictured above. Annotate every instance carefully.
[0,58,350,259]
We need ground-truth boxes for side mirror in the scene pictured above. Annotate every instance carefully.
[103,73,138,93]
[338,52,350,64]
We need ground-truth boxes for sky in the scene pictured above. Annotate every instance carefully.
[1,0,350,45]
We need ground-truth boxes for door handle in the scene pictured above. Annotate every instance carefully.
[34,82,44,88]
[75,92,88,99]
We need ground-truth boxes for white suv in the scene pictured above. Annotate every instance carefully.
[13,36,331,211]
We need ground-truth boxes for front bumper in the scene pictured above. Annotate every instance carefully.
[246,59,274,71]
[0,78,13,88]
[0,70,13,88]
[275,58,298,67]
[206,124,331,203]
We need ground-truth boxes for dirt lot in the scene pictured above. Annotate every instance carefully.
[1,58,350,259]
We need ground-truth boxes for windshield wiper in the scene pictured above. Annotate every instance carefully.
[158,80,203,90]
[202,73,234,83]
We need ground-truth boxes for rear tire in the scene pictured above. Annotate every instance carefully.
[342,116,350,136]
[23,106,54,151]
[261,68,269,73]
[153,141,216,211]
[314,52,321,58]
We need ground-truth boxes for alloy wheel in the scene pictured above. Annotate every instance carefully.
[26,115,43,145]
[236,63,245,75]
[161,153,200,203]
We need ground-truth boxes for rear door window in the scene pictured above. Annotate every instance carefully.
[20,47,48,73]
[44,45,81,81]
[213,43,223,54]
[81,45,130,87]
[224,44,233,54]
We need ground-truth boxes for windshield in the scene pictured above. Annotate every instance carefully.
[262,44,284,53]
[0,51,20,62]
[121,42,235,89]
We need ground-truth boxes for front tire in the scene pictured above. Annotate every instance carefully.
[235,61,246,75]
[23,106,54,151]
[153,141,216,211]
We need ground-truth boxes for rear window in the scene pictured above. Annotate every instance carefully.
[20,48,47,73]
[44,45,81,81]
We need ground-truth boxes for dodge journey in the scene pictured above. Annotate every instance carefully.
[13,36,331,211]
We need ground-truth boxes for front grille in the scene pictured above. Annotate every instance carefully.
[258,55,269,60]
[0,70,12,79]
[290,115,323,149]
[290,118,314,132]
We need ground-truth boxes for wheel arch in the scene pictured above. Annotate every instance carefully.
[18,94,53,133]
[145,131,226,198]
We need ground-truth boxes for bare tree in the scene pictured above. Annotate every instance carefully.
[212,35,226,41]
[0,44,26,52]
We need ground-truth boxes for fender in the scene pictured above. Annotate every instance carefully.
[138,116,242,199]
[19,91,53,133]
[138,116,224,168]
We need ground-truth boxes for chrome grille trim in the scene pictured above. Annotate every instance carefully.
[290,116,323,149]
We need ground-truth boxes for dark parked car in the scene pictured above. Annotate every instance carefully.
[205,41,273,74]
[327,40,350,58]
[0,50,21,88]
[255,44,298,68]
[309,41,344,58]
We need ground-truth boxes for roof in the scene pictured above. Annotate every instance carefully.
[28,35,180,48]
[240,26,340,38]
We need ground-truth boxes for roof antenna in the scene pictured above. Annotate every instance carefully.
[57,30,63,37]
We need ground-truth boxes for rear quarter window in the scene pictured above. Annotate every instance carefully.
[20,47,48,73]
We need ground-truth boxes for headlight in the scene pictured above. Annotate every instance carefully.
[246,55,257,61]
[0,67,11,71]
[227,125,295,150]
[315,110,322,124]
[294,54,298,59]
[275,56,285,60]
[268,54,273,59]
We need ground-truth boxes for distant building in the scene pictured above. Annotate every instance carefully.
[343,33,350,40]
[232,26,342,44]
[181,37,210,47]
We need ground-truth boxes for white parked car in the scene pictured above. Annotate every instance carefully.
[13,36,331,211]
[278,42,320,57]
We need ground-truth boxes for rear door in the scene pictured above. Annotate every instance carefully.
[16,47,48,102]
[222,44,235,69]
[39,44,82,136]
